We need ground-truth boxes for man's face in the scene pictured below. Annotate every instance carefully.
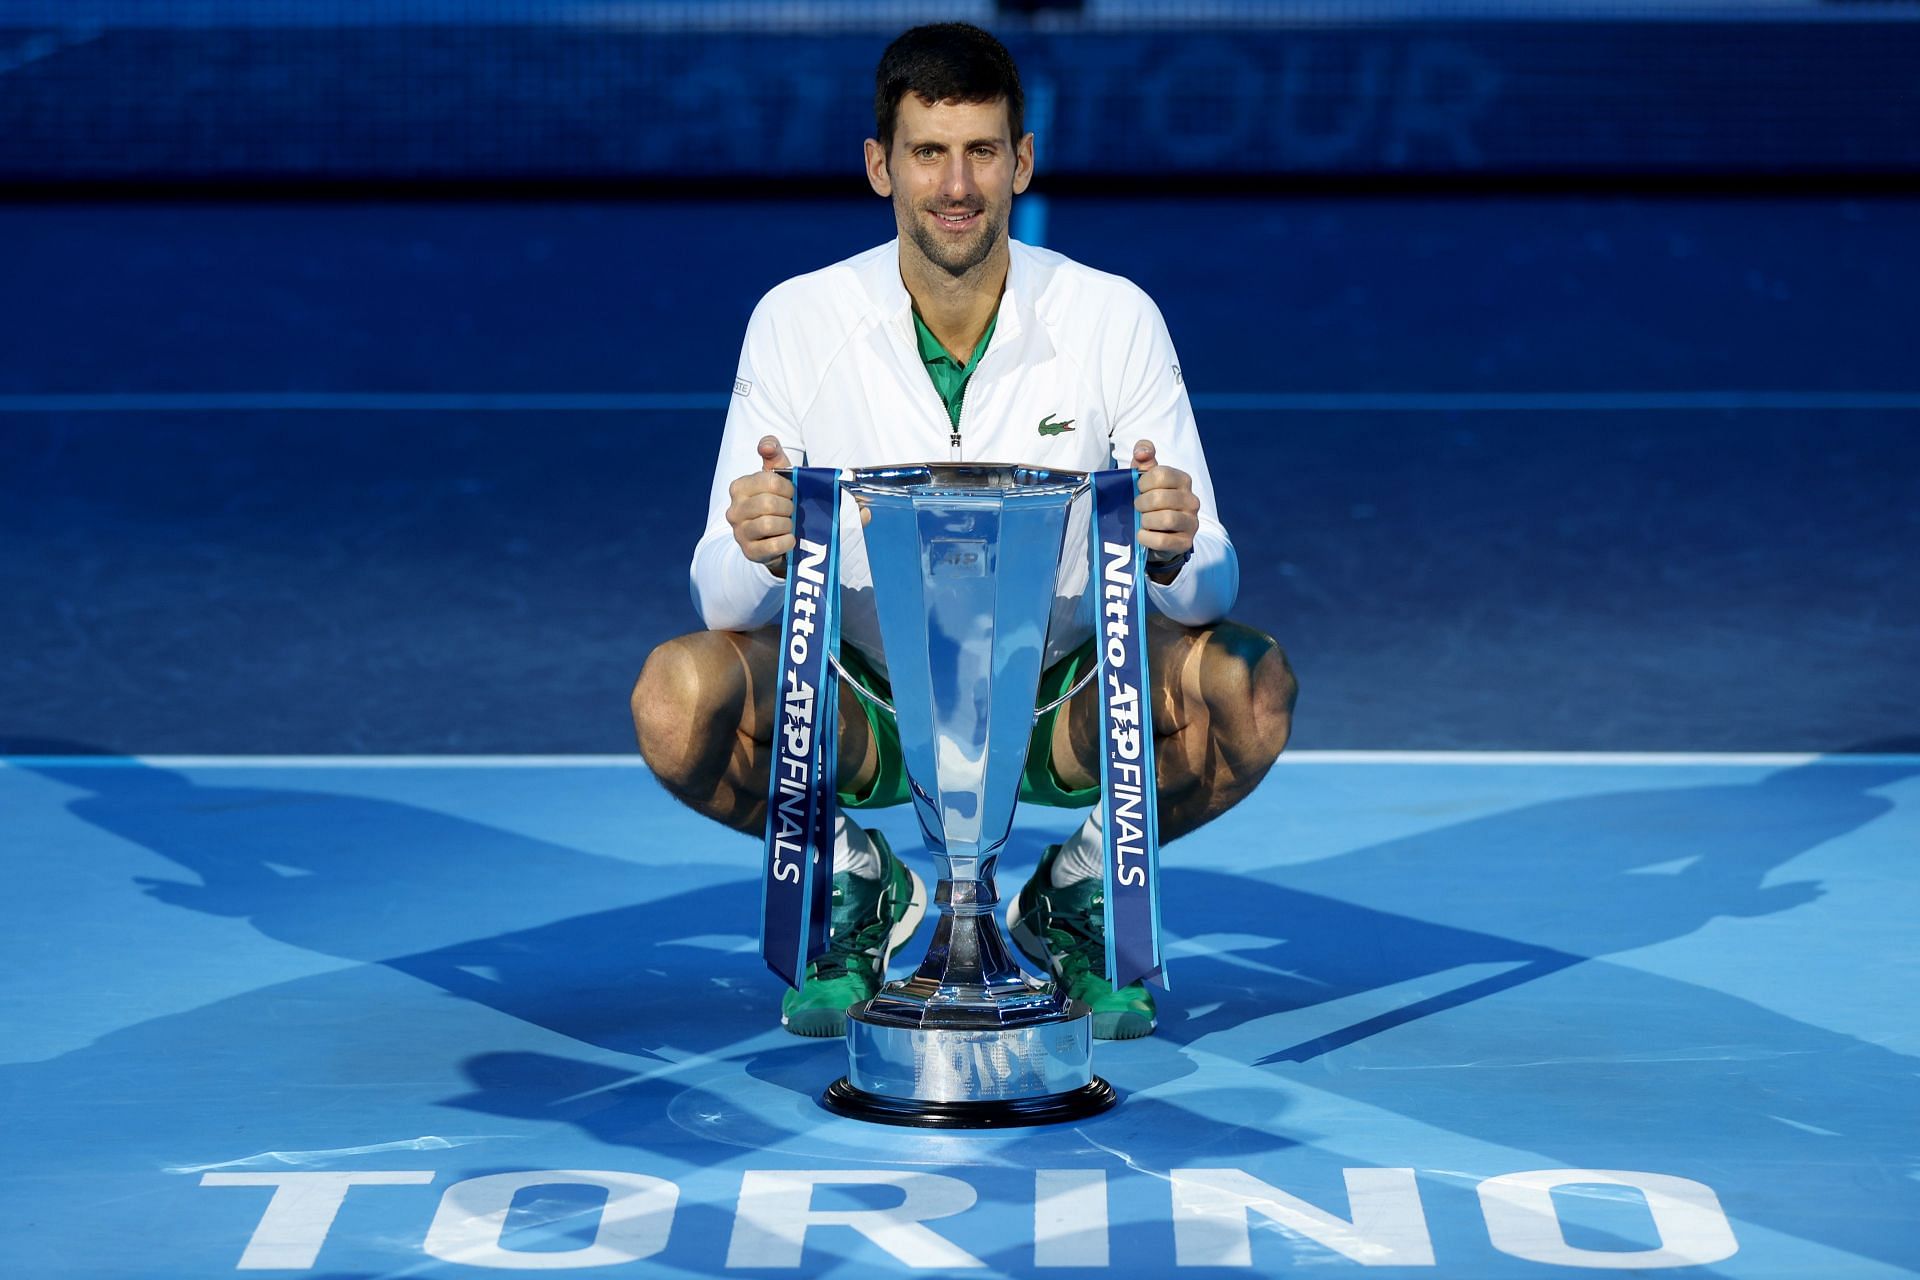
[866,94,1033,280]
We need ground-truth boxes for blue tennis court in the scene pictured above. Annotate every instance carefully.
[4,752,1916,1275]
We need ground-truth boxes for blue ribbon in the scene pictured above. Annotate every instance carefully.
[1092,468,1167,991]
[760,467,842,988]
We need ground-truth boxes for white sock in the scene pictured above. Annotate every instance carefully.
[1051,808,1104,887]
[831,810,882,880]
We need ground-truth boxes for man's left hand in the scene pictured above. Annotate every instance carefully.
[1132,438,1199,574]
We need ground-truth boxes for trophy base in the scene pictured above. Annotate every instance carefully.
[826,1000,1115,1128]
[822,1076,1117,1129]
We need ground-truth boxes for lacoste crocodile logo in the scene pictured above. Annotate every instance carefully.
[1037,414,1076,437]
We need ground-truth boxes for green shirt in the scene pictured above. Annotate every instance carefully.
[912,307,1000,430]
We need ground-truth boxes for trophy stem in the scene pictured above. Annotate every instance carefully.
[861,871,1066,1028]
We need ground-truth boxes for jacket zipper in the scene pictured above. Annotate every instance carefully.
[903,311,995,463]
[952,330,996,462]
[949,392,965,462]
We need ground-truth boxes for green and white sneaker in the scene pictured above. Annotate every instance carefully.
[780,831,926,1038]
[1007,844,1158,1040]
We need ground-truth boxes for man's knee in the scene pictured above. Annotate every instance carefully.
[632,631,748,786]
[1199,622,1297,765]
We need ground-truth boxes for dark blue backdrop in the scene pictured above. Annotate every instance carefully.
[2,193,1915,754]
[4,12,1919,179]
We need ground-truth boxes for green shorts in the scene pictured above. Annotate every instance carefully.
[835,641,1102,811]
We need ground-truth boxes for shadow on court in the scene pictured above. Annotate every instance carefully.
[6,746,1917,1268]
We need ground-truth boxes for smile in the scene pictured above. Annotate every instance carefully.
[932,209,981,230]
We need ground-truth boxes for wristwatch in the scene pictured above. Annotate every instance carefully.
[1146,546,1192,581]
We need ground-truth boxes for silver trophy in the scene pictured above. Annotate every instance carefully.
[820,463,1118,1127]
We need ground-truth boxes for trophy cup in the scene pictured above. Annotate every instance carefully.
[761,462,1163,1128]
[827,462,1111,1127]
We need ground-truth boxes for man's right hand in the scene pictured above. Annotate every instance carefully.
[726,436,796,575]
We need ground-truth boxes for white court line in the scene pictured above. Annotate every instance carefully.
[6,751,1918,768]
[3,391,1920,413]
[1276,750,1919,766]
[0,392,727,412]
[2,755,653,768]
[1195,391,1920,411]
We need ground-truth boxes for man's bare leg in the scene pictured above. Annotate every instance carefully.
[631,626,878,831]
[999,616,1295,1035]
[633,627,908,1036]
[1052,615,1298,840]
[633,616,1293,841]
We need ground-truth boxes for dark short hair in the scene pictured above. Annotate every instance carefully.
[874,23,1025,154]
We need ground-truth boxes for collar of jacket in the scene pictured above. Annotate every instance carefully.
[867,237,1053,367]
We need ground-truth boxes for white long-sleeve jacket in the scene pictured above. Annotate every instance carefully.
[691,238,1239,674]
